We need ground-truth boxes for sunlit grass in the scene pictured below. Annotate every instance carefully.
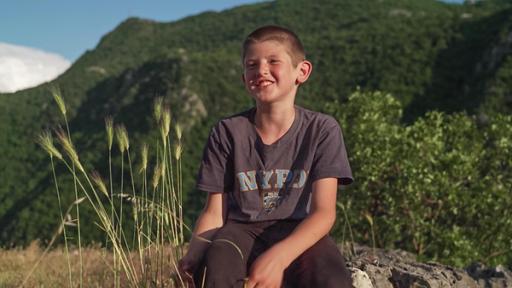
[30,88,189,287]
[1,242,180,287]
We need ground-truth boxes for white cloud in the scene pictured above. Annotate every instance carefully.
[0,42,71,93]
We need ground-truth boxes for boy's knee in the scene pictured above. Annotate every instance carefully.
[195,240,247,287]
[204,239,246,266]
[285,236,352,288]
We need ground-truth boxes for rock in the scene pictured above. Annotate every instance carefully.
[350,268,374,288]
[466,262,512,288]
[346,245,512,288]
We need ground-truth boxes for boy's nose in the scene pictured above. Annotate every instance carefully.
[257,62,270,75]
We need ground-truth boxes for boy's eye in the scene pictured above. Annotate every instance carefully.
[269,59,280,64]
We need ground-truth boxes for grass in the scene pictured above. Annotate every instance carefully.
[32,87,190,287]
[0,242,180,287]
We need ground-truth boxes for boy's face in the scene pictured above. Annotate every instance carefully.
[242,40,311,105]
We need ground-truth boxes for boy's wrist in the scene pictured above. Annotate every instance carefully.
[269,242,295,268]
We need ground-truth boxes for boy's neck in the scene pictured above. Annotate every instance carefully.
[254,103,296,143]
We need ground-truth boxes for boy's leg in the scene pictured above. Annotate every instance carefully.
[252,221,352,287]
[283,235,352,288]
[193,220,260,288]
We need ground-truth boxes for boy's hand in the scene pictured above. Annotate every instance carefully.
[246,247,287,288]
[176,257,196,288]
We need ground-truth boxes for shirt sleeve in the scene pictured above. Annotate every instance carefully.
[196,123,233,193]
[309,117,353,186]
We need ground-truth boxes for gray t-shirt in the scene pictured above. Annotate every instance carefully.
[196,105,353,222]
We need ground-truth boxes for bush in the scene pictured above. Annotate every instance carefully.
[327,90,512,267]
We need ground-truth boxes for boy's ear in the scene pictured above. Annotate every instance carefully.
[241,73,246,84]
[296,60,313,85]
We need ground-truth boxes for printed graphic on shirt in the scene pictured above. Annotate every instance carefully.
[236,169,308,212]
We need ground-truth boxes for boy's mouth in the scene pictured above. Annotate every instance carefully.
[252,79,274,88]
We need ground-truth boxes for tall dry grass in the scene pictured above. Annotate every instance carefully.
[0,242,180,287]
[31,88,189,287]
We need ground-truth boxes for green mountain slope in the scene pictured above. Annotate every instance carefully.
[0,0,511,264]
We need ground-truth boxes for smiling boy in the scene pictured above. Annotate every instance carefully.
[179,25,353,287]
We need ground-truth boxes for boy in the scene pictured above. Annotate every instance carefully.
[179,25,353,287]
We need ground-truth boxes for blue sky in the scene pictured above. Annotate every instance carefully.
[1,0,464,62]
[0,0,264,62]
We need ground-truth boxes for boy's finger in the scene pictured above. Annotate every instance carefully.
[244,277,256,288]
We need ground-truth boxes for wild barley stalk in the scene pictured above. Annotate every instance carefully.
[152,96,164,266]
[105,117,118,288]
[162,107,180,250]
[176,143,184,247]
[115,124,127,287]
[141,145,150,250]
[153,98,169,282]
[51,87,83,287]
[166,136,178,245]
[37,132,72,287]
[175,123,184,247]
[50,157,74,287]
[156,104,172,286]
[138,143,149,279]
[121,128,143,276]
[160,157,167,285]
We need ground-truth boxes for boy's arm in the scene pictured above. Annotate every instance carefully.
[246,177,338,288]
[179,192,227,274]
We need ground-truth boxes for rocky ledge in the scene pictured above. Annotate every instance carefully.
[346,245,512,288]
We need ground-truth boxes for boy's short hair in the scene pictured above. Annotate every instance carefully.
[242,25,306,67]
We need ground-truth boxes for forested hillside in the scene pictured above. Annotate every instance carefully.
[0,0,511,267]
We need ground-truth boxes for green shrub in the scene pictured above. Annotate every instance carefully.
[328,90,512,267]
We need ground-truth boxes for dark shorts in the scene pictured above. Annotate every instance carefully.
[194,219,352,288]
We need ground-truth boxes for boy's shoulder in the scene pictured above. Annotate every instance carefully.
[218,107,254,125]
[206,107,254,143]
[295,105,340,128]
[212,107,254,134]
